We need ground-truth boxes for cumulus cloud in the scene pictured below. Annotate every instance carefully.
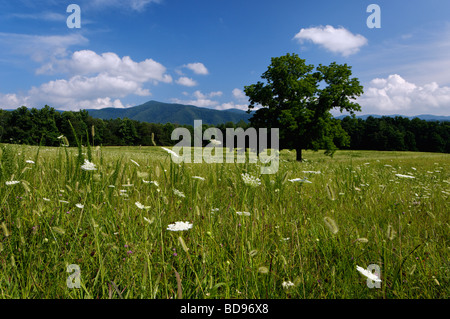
[37,50,172,84]
[358,74,450,115]
[171,89,251,111]
[294,25,368,56]
[1,49,173,110]
[171,90,222,108]
[176,77,198,87]
[232,88,247,102]
[0,93,29,109]
[183,62,209,75]
[215,102,249,111]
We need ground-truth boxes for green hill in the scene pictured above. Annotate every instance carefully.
[84,100,252,125]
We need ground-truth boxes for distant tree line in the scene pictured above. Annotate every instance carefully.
[0,105,449,153]
[339,116,450,153]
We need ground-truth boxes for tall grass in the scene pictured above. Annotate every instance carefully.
[0,144,448,299]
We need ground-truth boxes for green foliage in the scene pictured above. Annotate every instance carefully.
[0,105,448,154]
[244,53,364,161]
[0,145,448,299]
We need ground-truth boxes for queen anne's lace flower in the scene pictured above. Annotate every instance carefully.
[5,181,20,186]
[167,221,193,231]
[173,189,185,198]
[241,173,261,187]
[236,211,250,216]
[81,159,97,171]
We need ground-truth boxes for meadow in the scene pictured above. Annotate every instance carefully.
[0,143,448,299]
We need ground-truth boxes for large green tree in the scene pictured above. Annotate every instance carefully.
[244,53,364,161]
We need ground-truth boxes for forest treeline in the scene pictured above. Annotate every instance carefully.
[0,105,449,153]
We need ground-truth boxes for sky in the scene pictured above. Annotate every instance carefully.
[0,0,450,116]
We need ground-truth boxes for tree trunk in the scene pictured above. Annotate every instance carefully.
[296,147,302,162]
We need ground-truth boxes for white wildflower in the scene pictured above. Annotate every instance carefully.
[302,171,321,174]
[75,203,84,209]
[81,159,97,171]
[236,211,251,216]
[167,221,193,231]
[395,174,415,179]
[26,160,35,164]
[192,176,205,181]
[173,189,185,198]
[5,181,20,186]
[282,281,295,289]
[241,173,261,187]
[135,201,150,210]
[143,217,154,224]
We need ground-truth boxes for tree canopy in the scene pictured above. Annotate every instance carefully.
[244,53,364,161]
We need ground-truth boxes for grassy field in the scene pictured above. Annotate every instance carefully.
[0,143,448,299]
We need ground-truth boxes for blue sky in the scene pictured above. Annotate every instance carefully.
[0,0,449,116]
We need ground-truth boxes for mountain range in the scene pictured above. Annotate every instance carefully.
[84,100,252,126]
[84,101,450,124]
[2,100,449,124]
[334,114,450,122]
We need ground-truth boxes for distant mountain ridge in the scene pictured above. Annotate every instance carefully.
[84,101,450,124]
[334,114,450,121]
[2,101,449,123]
[84,100,252,125]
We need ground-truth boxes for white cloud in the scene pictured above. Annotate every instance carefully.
[232,88,247,102]
[37,50,172,84]
[176,77,197,87]
[0,93,29,109]
[184,62,209,75]
[1,49,174,110]
[215,102,249,111]
[0,32,88,62]
[294,25,368,56]
[171,90,222,108]
[171,89,251,112]
[358,74,450,115]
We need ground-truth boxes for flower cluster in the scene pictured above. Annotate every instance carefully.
[81,159,97,171]
[5,181,20,186]
[173,189,186,198]
[167,221,193,231]
[241,173,261,187]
